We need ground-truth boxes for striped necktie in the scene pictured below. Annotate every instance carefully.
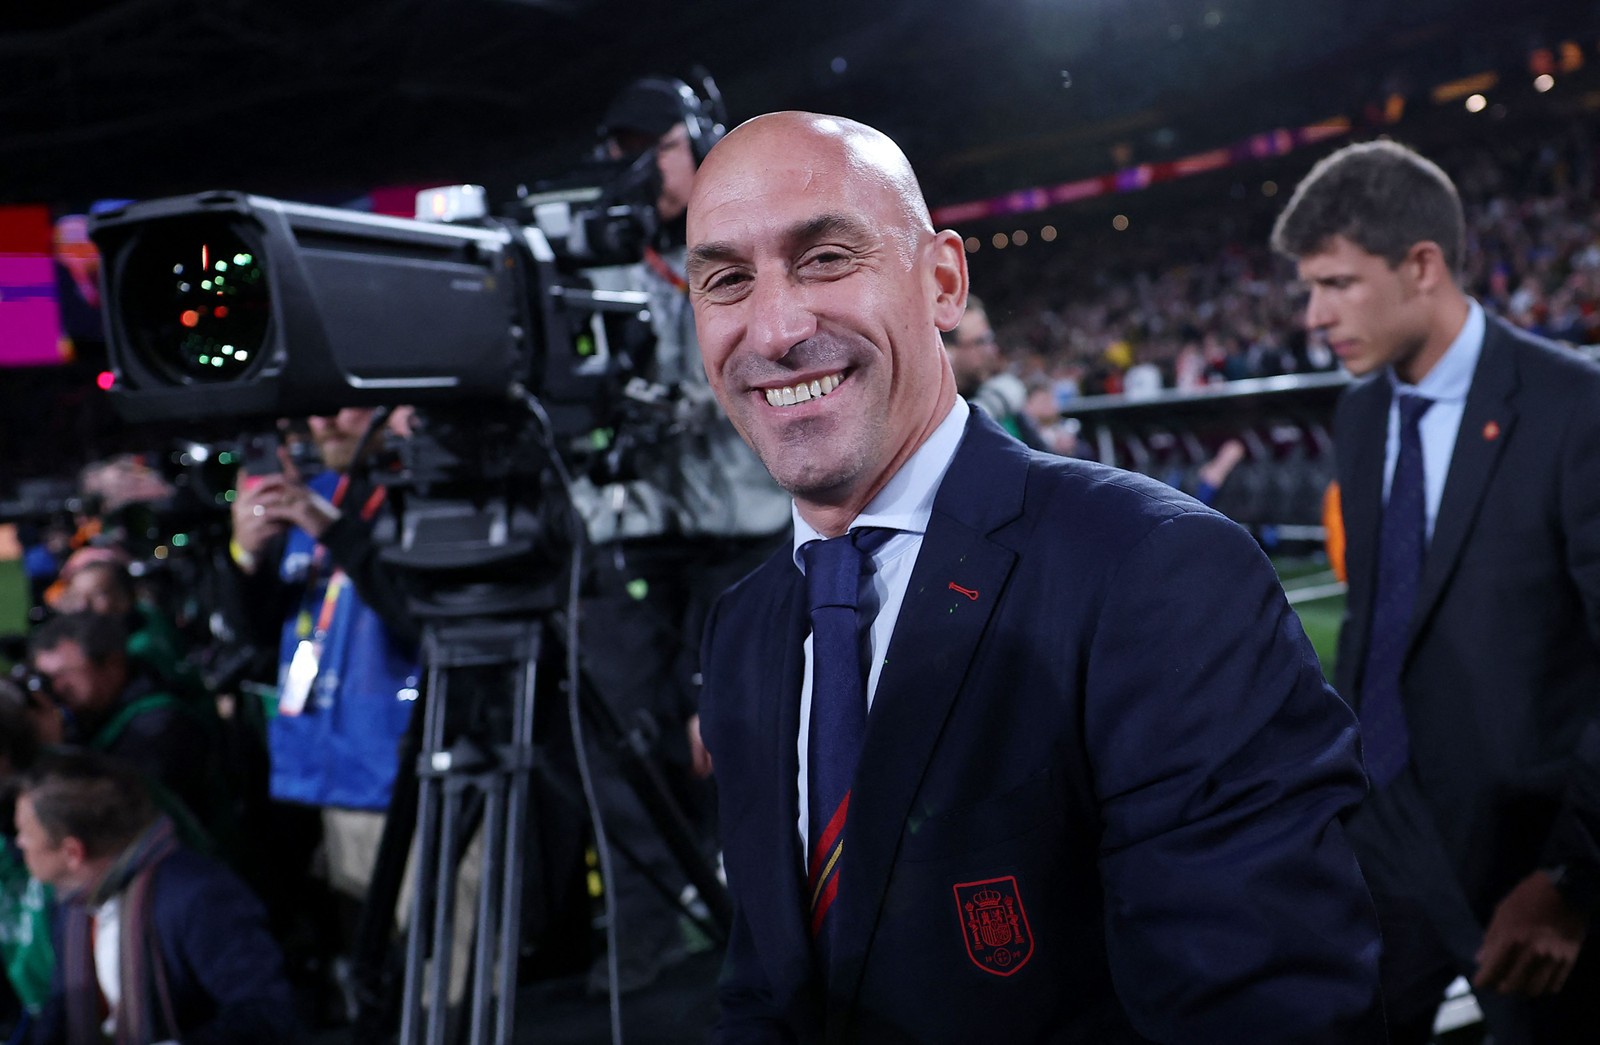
[803,527,891,958]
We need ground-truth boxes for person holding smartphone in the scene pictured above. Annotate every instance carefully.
[227,408,421,1017]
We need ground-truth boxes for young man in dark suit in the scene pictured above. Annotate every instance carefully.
[1274,139,1600,1043]
[684,110,1384,1043]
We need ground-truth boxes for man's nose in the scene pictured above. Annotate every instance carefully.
[1304,288,1332,330]
[747,276,817,360]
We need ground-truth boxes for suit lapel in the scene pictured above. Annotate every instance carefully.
[739,558,817,1003]
[1341,380,1389,619]
[1409,320,1518,649]
[828,412,1026,1005]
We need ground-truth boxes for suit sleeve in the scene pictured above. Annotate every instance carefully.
[712,905,800,1045]
[1537,394,1600,911]
[161,856,302,1045]
[699,596,798,1045]
[1086,511,1384,1043]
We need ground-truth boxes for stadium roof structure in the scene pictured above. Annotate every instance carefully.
[2,0,1596,211]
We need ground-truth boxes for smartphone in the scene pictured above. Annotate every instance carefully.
[239,431,283,491]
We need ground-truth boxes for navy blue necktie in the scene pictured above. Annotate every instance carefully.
[802,528,890,955]
[1360,392,1434,787]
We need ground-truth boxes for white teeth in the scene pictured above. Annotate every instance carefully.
[764,372,844,407]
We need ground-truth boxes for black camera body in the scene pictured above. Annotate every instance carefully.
[89,188,650,441]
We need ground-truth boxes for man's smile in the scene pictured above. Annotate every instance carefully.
[761,370,846,407]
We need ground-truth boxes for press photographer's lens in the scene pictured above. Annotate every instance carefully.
[116,217,271,384]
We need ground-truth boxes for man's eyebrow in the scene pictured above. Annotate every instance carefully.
[685,242,741,282]
[687,213,875,282]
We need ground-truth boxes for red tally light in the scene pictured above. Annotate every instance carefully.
[180,309,201,328]
[214,305,229,319]
[96,371,116,391]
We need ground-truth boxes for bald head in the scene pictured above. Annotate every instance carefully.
[684,110,968,536]
[689,112,933,256]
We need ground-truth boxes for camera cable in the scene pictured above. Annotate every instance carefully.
[522,391,626,1045]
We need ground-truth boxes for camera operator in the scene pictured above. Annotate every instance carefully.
[571,76,791,994]
[227,408,421,1003]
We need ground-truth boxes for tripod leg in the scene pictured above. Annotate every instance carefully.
[401,656,452,1045]
[427,779,462,1045]
[494,636,538,1045]
[467,781,503,1045]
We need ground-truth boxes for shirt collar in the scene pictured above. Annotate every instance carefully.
[792,397,970,568]
[1390,298,1483,403]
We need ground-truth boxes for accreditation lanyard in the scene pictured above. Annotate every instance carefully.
[278,476,386,717]
[642,246,689,295]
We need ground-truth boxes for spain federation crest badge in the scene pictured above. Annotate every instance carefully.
[953,875,1034,976]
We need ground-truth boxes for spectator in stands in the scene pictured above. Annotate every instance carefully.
[26,613,214,836]
[17,750,299,1044]
[1022,377,1081,455]
[941,294,1051,449]
[1275,138,1600,1043]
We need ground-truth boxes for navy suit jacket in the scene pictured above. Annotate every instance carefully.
[700,410,1385,1043]
[1334,317,1600,952]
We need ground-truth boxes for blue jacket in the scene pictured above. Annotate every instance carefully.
[269,469,420,810]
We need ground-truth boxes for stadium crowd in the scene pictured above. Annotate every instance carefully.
[975,119,1600,408]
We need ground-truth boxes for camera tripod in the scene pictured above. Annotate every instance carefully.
[347,575,730,1045]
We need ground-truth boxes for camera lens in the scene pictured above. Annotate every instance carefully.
[116,216,271,384]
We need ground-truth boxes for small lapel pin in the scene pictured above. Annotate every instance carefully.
[948,582,979,601]
[1483,420,1501,442]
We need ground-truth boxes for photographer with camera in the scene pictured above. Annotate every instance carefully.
[26,612,216,838]
[570,75,791,995]
[50,551,199,704]
[227,408,421,1013]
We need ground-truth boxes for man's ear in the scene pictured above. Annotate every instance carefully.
[61,836,87,870]
[1405,240,1455,295]
[929,229,969,334]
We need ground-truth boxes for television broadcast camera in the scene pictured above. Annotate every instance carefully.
[89,173,664,434]
[88,124,731,1042]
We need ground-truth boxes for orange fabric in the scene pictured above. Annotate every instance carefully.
[1323,481,1346,584]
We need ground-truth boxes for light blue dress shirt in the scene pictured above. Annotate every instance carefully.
[791,396,970,850]
[1383,299,1485,543]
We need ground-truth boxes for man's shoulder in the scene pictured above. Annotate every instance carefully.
[1018,450,1220,538]
[1489,315,1600,395]
[928,415,1237,574]
[710,542,796,618]
[150,846,254,910]
[1332,368,1387,421]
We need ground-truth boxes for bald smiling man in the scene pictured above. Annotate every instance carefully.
[686,112,1384,1044]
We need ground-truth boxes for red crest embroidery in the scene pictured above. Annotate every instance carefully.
[953,875,1034,976]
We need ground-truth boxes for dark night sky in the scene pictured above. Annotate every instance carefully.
[3,0,1593,213]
